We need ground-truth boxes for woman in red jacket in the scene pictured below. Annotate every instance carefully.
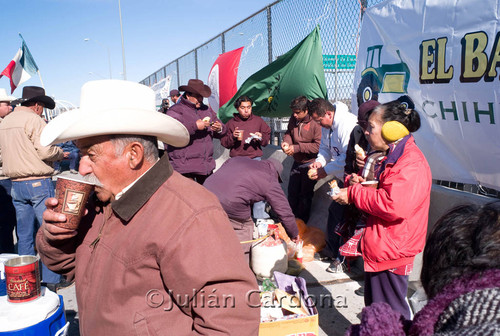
[332,97,432,319]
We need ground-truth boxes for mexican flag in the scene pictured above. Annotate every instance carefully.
[207,47,244,113]
[1,38,39,93]
[218,26,327,123]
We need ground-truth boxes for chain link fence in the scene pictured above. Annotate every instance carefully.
[139,0,499,198]
[140,0,386,144]
[140,0,386,105]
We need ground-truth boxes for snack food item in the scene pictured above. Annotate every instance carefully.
[354,144,366,159]
[307,168,317,179]
[202,116,210,123]
[328,179,340,196]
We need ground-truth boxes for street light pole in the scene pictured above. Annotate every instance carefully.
[118,0,127,80]
[84,38,112,79]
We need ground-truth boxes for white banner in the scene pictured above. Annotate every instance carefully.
[151,75,172,108]
[353,0,500,190]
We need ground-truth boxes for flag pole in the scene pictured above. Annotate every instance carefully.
[37,70,45,89]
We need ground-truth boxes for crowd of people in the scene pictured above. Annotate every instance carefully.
[0,78,497,335]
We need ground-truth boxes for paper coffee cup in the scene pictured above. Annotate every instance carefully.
[237,130,244,141]
[361,180,379,188]
[54,176,95,230]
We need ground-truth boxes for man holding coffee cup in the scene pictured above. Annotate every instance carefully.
[36,80,260,335]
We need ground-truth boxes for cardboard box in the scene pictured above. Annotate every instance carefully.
[259,306,318,336]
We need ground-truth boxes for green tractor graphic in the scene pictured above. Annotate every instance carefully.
[356,45,410,106]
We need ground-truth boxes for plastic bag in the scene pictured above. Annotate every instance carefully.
[277,219,326,262]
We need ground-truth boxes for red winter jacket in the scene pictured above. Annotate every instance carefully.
[348,136,432,272]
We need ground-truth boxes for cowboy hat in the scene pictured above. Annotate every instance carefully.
[178,79,211,98]
[0,88,16,102]
[40,80,189,148]
[20,86,55,109]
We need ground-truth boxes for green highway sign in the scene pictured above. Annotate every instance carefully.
[323,54,356,70]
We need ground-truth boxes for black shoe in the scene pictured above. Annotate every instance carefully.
[326,259,346,273]
[43,279,74,292]
[314,251,333,262]
[355,287,364,296]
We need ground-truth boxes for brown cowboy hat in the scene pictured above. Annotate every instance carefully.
[178,79,211,98]
[20,86,55,109]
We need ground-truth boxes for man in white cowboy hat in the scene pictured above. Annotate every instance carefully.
[166,79,226,184]
[0,86,67,285]
[36,80,260,335]
[0,88,17,253]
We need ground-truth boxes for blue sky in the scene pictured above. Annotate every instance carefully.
[0,0,272,106]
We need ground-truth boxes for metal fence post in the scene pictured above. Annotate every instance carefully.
[267,6,273,64]
[195,49,199,79]
[334,0,338,101]
[221,33,225,53]
[176,60,180,86]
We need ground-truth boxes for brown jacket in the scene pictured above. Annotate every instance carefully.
[282,114,322,164]
[0,106,63,180]
[37,156,260,335]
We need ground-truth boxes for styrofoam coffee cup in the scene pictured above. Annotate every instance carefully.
[361,180,378,188]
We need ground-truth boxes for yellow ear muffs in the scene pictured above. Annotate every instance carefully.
[381,121,409,142]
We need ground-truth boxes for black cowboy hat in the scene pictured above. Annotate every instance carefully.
[20,86,55,109]
[178,79,211,98]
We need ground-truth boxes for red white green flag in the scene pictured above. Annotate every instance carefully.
[1,36,39,93]
[207,47,244,112]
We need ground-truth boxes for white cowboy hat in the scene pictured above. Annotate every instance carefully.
[40,80,189,147]
[0,88,16,102]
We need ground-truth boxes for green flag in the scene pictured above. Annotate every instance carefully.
[218,26,327,122]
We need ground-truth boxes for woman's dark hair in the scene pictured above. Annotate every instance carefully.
[289,96,309,112]
[421,201,500,299]
[365,96,421,132]
[234,95,253,109]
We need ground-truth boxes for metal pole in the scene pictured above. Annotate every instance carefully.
[334,0,338,101]
[37,70,45,89]
[221,33,225,53]
[195,49,198,79]
[118,0,127,80]
[176,60,180,86]
[267,6,273,64]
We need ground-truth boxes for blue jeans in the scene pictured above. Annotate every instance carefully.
[0,179,16,253]
[11,178,61,283]
[54,150,80,171]
[251,157,270,219]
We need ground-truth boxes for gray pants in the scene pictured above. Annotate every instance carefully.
[228,217,255,263]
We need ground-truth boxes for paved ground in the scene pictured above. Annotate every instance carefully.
[57,258,366,336]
